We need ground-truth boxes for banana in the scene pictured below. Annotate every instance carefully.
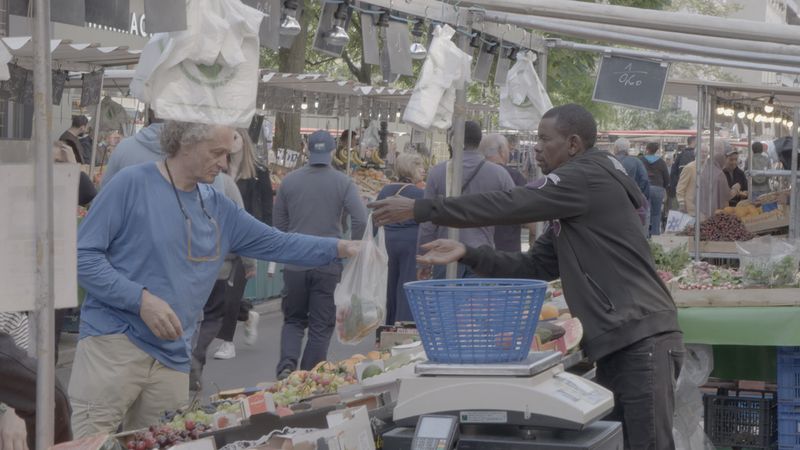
[350,149,364,166]
[332,151,344,167]
[371,152,385,166]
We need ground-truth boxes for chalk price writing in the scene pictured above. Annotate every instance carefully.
[614,63,647,87]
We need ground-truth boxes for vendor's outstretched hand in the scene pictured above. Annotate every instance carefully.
[416,239,467,266]
[367,196,415,227]
[337,240,361,258]
[0,407,28,450]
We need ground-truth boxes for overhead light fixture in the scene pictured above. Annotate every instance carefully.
[754,114,763,123]
[788,120,794,128]
[746,108,755,120]
[301,96,308,110]
[764,95,775,113]
[395,108,401,119]
[314,96,319,109]
[325,2,350,46]
[736,106,746,119]
[716,103,725,115]
[409,21,427,60]
[280,0,302,37]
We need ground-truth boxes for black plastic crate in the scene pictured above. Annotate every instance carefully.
[704,390,778,449]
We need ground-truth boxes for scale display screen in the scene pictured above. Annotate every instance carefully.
[417,416,455,438]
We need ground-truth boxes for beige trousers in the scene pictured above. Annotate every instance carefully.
[68,334,189,438]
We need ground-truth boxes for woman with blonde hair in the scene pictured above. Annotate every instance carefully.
[375,152,425,325]
[212,129,274,360]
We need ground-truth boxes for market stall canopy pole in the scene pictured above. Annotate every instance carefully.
[356,0,544,52]
[546,40,800,77]
[462,0,800,46]
[536,15,800,59]
[791,107,799,240]
[482,12,800,73]
[32,0,56,447]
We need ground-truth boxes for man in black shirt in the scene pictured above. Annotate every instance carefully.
[722,148,748,206]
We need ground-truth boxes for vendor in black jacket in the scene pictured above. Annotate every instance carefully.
[369,104,683,450]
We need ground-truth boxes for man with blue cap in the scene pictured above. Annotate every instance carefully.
[273,130,368,379]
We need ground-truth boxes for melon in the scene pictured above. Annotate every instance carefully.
[553,317,583,352]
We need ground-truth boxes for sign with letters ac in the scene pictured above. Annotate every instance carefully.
[592,55,670,111]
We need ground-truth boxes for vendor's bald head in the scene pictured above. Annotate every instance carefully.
[712,139,732,166]
[612,138,631,156]
[479,133,510,164]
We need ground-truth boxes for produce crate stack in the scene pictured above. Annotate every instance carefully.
[703,389,777,449]
[778,347,800,449]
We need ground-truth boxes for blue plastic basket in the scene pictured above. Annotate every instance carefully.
[778,347,800,448]
[403,278,547,364]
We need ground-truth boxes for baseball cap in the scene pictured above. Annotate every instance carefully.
[725,147,739,157]
[307,130,335,165]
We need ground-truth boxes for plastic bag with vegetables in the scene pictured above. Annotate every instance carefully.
[736,236,800,288]
[334,214,388,344]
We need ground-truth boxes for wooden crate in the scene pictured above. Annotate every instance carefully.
[687,240,739,254]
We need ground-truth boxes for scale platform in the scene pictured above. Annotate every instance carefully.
[393,352,613,430]
[415,351,562,377]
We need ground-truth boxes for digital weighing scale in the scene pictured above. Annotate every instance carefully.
[382,351,623,449]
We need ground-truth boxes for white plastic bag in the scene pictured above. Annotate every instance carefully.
[131,0,264,127]
[499,51,552,131]
[334,215,388,344]
[402,24,472,131]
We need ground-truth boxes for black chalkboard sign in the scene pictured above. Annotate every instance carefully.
[592,55,670,111]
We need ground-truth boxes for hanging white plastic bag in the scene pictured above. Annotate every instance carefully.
[131,0,264,127]
[334,215,388,344]
[402,24,472,131]
[499,51,553,131]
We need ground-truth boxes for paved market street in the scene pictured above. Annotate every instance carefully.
[56,299,375,400]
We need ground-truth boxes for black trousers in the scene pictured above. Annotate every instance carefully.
[596,331,684,450]
[190,279,228,391]
[216,261,250,342]
[276,266,341,375]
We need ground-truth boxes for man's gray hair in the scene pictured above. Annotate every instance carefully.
[161,121,218,157]
[395,152,423,182]
[479,133,509,159]
[612,138,630,156]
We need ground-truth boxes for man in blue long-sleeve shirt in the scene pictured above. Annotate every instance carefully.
[71,121,359,437]
[273,130,368,380]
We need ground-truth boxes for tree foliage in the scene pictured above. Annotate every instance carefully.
[264,0,739,146]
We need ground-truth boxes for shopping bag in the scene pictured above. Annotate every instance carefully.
[334,214,388,344]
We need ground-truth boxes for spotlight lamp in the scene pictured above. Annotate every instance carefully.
[280,0,302,37]
[301,96,308,110]
[746,108,755,120]
[764,95,775,114]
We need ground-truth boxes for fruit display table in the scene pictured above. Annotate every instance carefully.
[677,305,800,381]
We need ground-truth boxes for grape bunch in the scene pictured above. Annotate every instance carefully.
[126,422,209,450]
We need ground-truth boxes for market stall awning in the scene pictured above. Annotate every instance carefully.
[665,78,800,108]
[2,37,142,70]
[258,70,497,115]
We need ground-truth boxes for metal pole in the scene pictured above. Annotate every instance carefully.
[747,118,753,200]
[446,18,471,279]
[541,38,800,76]
[32,0,55,447]
[346,99,352,176]
[462,0,800,45]
[540,15,800,58]
[708,95,716,225]
[693,86,704,261]
[536,47,548,91]
[486,12,800,65]
[790,108,800,240]
[88,74,105,180]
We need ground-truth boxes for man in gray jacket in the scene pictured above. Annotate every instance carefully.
[102,112,164,188]
[369,104,683,450]
[273,130,368,380]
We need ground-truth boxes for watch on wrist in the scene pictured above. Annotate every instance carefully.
[0,402,8,415]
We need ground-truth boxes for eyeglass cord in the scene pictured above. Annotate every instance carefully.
[163,159,213,220]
